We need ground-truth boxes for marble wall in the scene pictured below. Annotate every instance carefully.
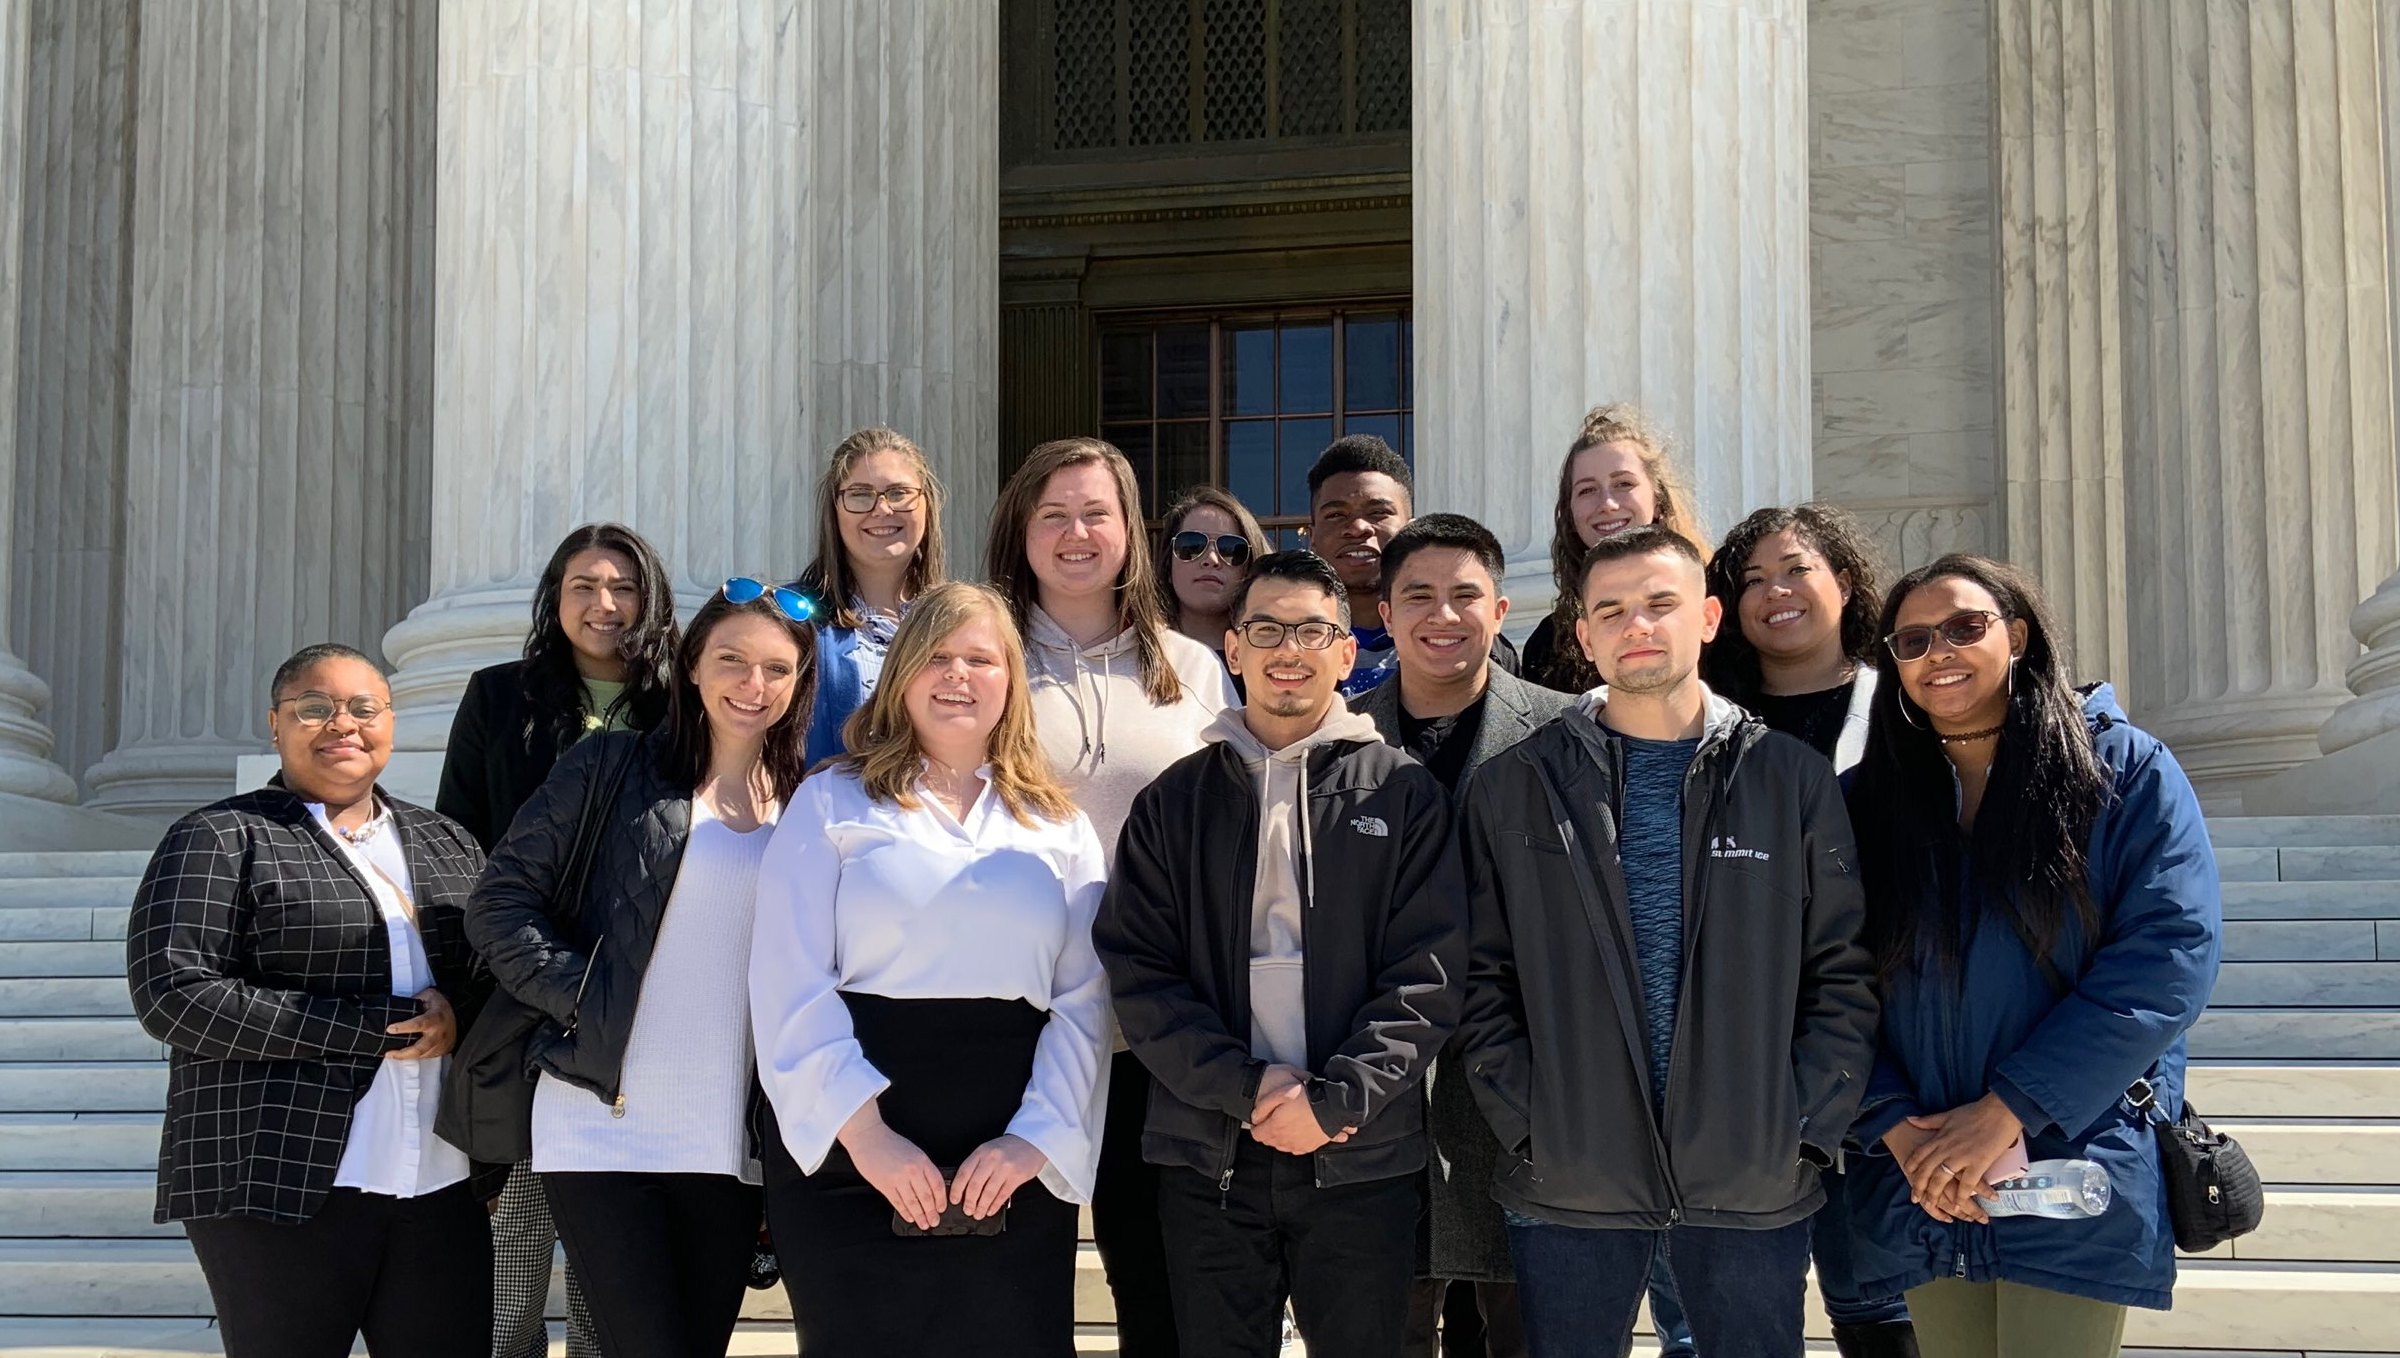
[1807,0,1998,573]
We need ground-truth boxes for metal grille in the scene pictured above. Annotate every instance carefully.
[1277,0,1343,137]
[1204,0,1267,141]
[1354,1,1410,133]
[1052,0,1117,149]
[1127,0,1192,145]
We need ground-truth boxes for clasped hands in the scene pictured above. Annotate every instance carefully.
[1249,1064,1356,1155]
[1878,1091,2026,1225]
[838,1104,1048,1231]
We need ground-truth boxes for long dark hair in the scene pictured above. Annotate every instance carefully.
[1153,485,1269,624]
[1701,503,1883,706]
[656,589,819,803]
[1849,554,2110,984]
[520,523,678,750]
[794,427,947,632]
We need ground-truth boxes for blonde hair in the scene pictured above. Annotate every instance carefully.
[837,582,1077,826]
[797,428,947,632]
[1539,404,1711,691]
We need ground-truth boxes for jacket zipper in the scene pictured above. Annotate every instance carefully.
[561,935,606,1035]
[1650,749,1728,1221]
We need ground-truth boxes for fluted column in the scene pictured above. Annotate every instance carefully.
[2113,0,2399,805]
[84,0,434,817]
[1995,0,2130,689]
[384,0,998,752]
[0,0,77,803]
[1413,0,1811,583]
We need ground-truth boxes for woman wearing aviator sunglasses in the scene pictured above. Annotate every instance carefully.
[1154,487,1269,678]
[794,427,948,767]
[1843,555,2221,1358]
[449,578,817,1358]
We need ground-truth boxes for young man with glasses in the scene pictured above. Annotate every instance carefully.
[1096,550,1466,1358]
[1456,526,1879,1358]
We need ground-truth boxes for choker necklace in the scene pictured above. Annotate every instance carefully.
[1936,723,2004,744]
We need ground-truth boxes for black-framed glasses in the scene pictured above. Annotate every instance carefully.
[1170,531,1253,567]
[836,484,925,514]
[1235,618,1344,651]
[277,695,388,727]
[1884,609,2002,663]
[723,577,818,624]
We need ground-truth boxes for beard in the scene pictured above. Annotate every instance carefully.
[1605,654,1690,695]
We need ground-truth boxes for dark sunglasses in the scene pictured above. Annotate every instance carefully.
[723,577,818,624]
[1883,609,2002,663]
[1170,531,1252,567]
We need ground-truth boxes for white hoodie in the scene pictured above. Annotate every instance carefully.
[1201,696,1385,1071]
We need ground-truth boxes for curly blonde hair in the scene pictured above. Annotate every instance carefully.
[1537,404,1709,690]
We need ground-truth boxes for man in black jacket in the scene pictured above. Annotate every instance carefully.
[1458,526,1878,1358]
[1097,550,1467,1358]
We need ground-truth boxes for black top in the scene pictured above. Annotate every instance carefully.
[1751,680,1855,763]
[1397,693,1490,793]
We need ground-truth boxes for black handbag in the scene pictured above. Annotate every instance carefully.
[2130,1079,2265,1253]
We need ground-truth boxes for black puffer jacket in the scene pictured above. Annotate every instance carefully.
[438,730,693,1161]
[1457,691,1878,1230]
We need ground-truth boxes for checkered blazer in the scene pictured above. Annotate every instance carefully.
[125,783,488,1224]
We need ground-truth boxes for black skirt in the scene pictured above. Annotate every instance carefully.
[766,993,1079,1357]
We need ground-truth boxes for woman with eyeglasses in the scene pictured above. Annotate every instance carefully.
[751,582,1111,1355]
[795,427,947,766]
[448,578,817,1358]
[436,520,678,1358]
[986,439,1236,1358]
[1843,555,2221,1358]
[128,643,492,1357]
[1155,486,1270,674]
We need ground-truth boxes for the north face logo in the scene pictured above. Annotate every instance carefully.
[1711,834,1769,862]
[1351,816,1389,838]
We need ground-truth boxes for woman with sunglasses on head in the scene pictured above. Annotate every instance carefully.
[436,520,677,1358]
[751,582,1110,1356]
[795,427,947,766]
[986,439,1237,1358]
[1522,403,1709,696]
[448,578,817,1358]
[1843,556,2221,1358]
[129,644,492,1358]
[1156,486,1270,675]
[1702,505,1917,1358]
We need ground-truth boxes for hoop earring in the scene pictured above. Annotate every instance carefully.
[1897,693,1927,731]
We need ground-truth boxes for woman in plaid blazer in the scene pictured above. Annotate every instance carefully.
[126,643,494,1358]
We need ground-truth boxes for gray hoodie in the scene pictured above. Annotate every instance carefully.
[1201,696,1385,1070]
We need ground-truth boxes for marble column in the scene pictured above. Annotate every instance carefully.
[1995,0,2130,690]
[84,0,434,817]
[1412,0,1811,589]
[383,0,998,753]
[2112,0,2400,806]
[0,0,78,803]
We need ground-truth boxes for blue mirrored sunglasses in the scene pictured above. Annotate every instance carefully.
[722,577,817,624]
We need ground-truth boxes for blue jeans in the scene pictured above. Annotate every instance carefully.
[1646,1252,1696,1357]
[1503,1211,1810,1358]
[1810,1165,1911,1328]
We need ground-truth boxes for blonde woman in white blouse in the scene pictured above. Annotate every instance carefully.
[751,581,1111,1357]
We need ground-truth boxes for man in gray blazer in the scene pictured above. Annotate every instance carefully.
[1354,514,1572,1358]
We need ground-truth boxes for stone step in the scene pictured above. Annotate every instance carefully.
[2189,1063,2400,1118]
[2223,880,2400,921]
[2215,1119,2400,1185]
[2192,1009,2400,1060]
[2215,1187,2400,1264]
[0,1115,162,1172]
[0,908,128,944]
[0,1240,210,1316]
[0,978,133,1018]
[2212,846,2280,882]
[2211,961,2400,1008]
[2209,815,2400,848]
[2277,845,2400,882]
[0,942,133,980]
[2222,919,2384,962]
[0,1019,163,1063]
[0,1064,165,1114]
[2126,1259,2400,1350]
[0,1172,176,1238]
[0,880,139,912]
[0,854,152,880]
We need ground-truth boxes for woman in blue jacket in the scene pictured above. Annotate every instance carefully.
[793,428,947,765]
[1845,554,2221,1358]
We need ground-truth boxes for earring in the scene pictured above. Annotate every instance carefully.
[1897,693,1927,731]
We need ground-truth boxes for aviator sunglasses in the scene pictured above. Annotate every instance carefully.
[1883,609,2003,663]
[1170,531,1253,567]
[723,577,819,624]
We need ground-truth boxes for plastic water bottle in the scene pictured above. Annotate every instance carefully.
[1985,1159,2112,1218]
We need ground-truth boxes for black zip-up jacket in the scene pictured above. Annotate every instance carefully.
[1457,692,1878,1229]
[1095,722,1466,1191]
[439,730,694,1161]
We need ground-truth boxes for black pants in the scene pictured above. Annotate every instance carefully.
[542,1170,760,1358]
[1095,1048,1180,1356]
[1406,1277,1530,1358]
[1159,1138,1420,1358]
[184,1181,491,1358]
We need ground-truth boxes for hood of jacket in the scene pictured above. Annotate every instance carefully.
[1026,605,1146,766]
[1201,695,1383,763]
[1571,682,1751,752]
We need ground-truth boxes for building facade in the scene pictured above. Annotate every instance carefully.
[2,0,2398,838]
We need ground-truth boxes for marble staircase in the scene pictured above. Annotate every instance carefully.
[0,816,2388,1354]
